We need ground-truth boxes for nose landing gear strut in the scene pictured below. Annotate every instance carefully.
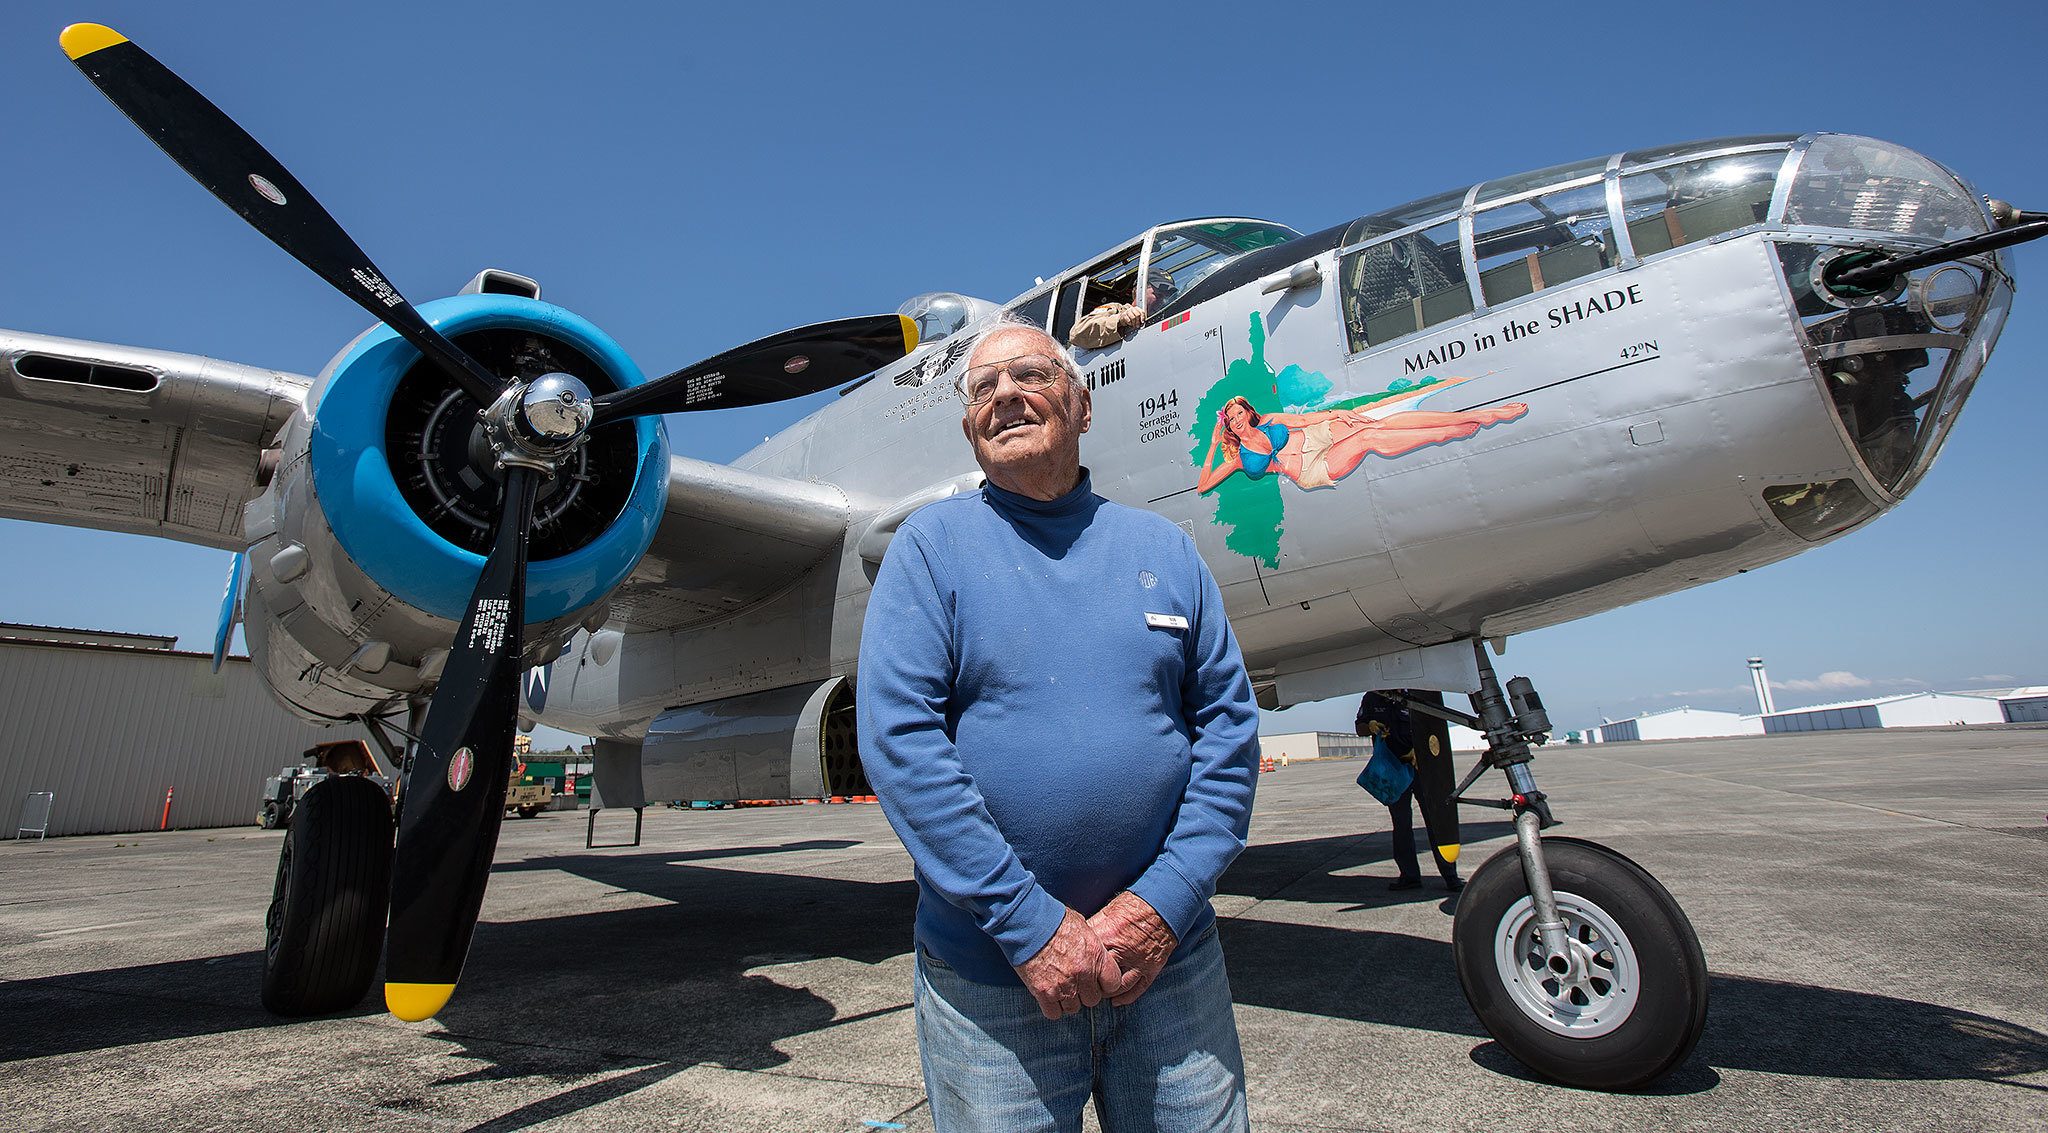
[1403,640,1709,1090]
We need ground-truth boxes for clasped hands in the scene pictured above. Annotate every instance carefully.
[1014,891,1177,1020]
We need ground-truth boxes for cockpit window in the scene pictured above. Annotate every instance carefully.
[1616,150,1781,258]
[1341,219,1468,351]
[1340,187,1468,247]
[1475,157,1608,207]
[1145,221,1298,307]
[1080,245,1146,312]
[1009,289,1054,329]
[1623,135,1798,168]
[1473,179,1614,306]
[1338,136,1802,354]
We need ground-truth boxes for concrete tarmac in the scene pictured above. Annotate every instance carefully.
[4,727,2045,1131]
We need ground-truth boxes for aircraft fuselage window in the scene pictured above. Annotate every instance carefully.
[1616,150,1781,259]
[1080,246,1145,313]
[1472,178,1613,307]
[1051,278,1086,344]
[1009,290,1054,330]
[1342,188,1470,247]
[1340,139,1800,356]
[1341,219,1467,352]
[1474,156,1610,208]
[1145,221,1300,309]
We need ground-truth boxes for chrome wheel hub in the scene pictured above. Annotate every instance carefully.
[1493,890,1639,1037]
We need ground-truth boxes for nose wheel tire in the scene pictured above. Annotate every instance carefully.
[1452,836,1707,1091]
[260,774,394,1016]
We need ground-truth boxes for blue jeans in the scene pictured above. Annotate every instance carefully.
[912,924,1248,1133]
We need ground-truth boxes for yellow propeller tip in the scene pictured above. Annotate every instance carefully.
[385,981,455,1022]
[898,314,919,355]
[60,23,127,60]
[1436,844,1461,864]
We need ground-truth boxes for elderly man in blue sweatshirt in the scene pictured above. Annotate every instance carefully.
[858,315,1261,1132]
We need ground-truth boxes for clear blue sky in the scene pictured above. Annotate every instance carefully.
[4,0,2045,743]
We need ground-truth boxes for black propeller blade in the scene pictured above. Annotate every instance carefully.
[61,23,922,425]
[589,313,917,425]
[383,466,539,1022]
[60,22,920,1022]
[60,23,505,407]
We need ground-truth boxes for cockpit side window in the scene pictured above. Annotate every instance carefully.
[1472,178,1614,307]
[1008,290,1054,329]
[1144,221,1298,312]
[1338,138,1798,355]
[1080,245,1146,312]
[1617,150,1781,258]
[1340,219,1467,352]
[1051,277,1087,344]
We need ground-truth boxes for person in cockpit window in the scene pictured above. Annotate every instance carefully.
[1142,269,1178,315]
[1068,271,1178,350]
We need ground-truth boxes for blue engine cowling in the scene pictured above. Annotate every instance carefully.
[240,295,668,722]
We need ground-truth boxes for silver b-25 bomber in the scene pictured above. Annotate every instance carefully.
[4,22,2041,1091]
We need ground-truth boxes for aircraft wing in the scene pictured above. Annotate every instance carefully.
[595,454,851,633]
[0,327,848,629]
[0,329,305,551]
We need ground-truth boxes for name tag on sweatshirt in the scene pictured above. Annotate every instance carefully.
[1145,612,1189,631]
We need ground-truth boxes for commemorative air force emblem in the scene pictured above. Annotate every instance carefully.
[448,746,475,792]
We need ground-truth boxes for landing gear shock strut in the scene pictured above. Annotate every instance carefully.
[1441,640,1710,1091]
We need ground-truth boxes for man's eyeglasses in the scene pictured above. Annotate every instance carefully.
[956,353,1066,406]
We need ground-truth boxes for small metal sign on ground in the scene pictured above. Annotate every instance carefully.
[16,792,54,841]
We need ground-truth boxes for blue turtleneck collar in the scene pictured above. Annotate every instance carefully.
[980,468,1095,518]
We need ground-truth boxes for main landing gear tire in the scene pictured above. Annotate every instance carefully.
[260,774,393,1016]
[1452,837,1708,1091]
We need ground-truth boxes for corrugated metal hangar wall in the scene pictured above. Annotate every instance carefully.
[0,632,375,836]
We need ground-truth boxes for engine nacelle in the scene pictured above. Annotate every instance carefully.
[242,295,669,721]
[633,677,867,803]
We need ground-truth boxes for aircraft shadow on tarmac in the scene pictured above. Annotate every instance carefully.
[4,832,2045,1120]
[1217,825,1519,910]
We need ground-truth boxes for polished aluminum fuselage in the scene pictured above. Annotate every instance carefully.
[0,134,2009,742]
[547,200,2008,738]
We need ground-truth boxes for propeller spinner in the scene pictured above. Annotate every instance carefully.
[61,22,915,1021]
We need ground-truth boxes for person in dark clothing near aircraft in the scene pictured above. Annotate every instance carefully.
[1356,690,1463,892]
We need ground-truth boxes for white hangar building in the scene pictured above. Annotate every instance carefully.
[0,623,372,837]
[1760,691,2003,734]
[1594,707,1762,743]
[1954,687,2048,724]
[1258,731,1370,764]
[1997,688,2048,723]
[1263,725,1493,758]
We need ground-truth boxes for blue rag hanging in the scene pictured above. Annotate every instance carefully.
[1357,735,1415,805]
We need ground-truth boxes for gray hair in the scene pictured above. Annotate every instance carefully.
[959,311,1083,382]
